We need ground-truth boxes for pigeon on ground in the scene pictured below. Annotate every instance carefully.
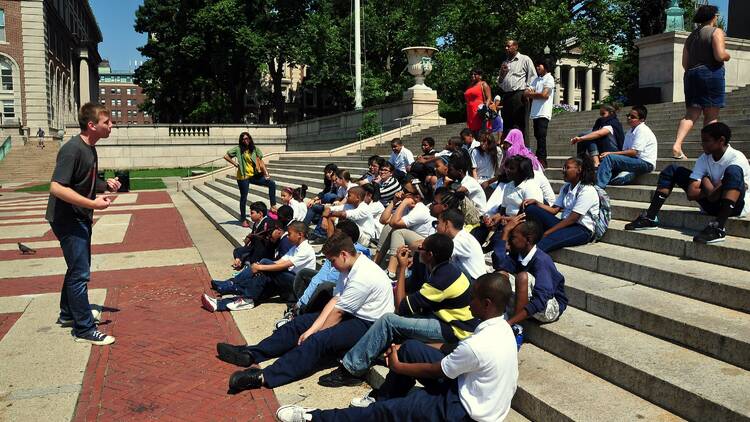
[18,242,36,255]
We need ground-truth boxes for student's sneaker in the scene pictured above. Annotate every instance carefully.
[57,309,102,328]
[624,214,658,231]
[318,366,365,387]
[74,330,115,346]
[693,222,726,244]
[201,294,218,312]
[275,404,315,422]
[274,310,295,330]
[349,393,376,408]
[512,324,524,351]
[226,297,255,311]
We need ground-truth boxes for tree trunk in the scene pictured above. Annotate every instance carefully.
[269,59,286,124]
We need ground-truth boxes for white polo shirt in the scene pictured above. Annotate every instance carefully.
[464,140,481,168]
[471,148,499,182]
[441,317,518,422]
[690,146,750,216]
[389,147,415,173]
[623,122,658,168]
[451,230,488,280]
[280,240,316,274]
[334,254,395,321]
[502,179,544,216]
[529,73,555,120]
[289,198,308,223]
[331,202,379,240]
[554,182,599,233]
[401,202,436,237]
[461,175,487,213]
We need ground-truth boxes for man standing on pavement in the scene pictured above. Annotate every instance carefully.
[46,103,120,345]
[498,39,537,142]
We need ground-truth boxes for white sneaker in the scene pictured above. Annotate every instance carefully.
[201,294,218,312]
[226,297,255,311]
[275,404,314,422]
[74,330,115,346]
[349,393,376,408]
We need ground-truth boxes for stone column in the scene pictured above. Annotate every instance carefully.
[598,69,608,103]
[21,0,48,133]
[566,66,576,106]
[584,67,593,111]
[79,58,90,105]
[553,65,561,104]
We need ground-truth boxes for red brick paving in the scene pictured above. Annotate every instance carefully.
[0,190,280,421]
[0,312,22,341]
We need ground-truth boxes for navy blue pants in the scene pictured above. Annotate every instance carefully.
[311,340,470,422]
[50,220,97,337]
[523,204,592,253]
[576,132,619,156]
[657,164,745,216]
[245,312,372,388]
[237,175,277,220]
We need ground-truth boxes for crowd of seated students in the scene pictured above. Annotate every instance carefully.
[201,115,746,420]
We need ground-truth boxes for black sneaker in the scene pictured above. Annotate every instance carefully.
[228,367,263,392]
[318,366,365,388]
[624,215,658,231]
[216,343,254,367]
[693,223,726,244]
[57,310,102,328]
[74,330,115,345]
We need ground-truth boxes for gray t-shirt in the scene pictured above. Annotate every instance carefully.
[45,135,106,223]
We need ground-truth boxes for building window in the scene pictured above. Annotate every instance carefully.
[100,99,105,105]
[0,61,11,91]
[116,99,121,106]
[116,88,121,94]
[110,99,116,106]
[110,88,116,94]
[2,99,14,119]
[0,10,6,42]
[100,88,105,95]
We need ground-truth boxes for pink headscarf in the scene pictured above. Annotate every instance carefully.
[503,129,544,171]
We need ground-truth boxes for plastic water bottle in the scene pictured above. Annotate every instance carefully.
[512,324,524,351]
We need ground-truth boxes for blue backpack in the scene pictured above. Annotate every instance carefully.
[561,184,611,242]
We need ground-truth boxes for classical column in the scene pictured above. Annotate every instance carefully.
[584,67,593,111]
[79,58,90,105]
[598,69,608,103]
[566,66,576,106]
[553,65,561,104]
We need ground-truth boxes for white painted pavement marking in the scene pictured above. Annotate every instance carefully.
[0,247,202,279]
[0,289,107,422]
[0,202,174,218]
[0,223,50,240]
[91,214,131,244]
[111,193,138,204]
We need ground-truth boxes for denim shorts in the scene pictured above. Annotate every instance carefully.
[684,65,725,108]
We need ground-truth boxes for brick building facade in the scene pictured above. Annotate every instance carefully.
[98,61,151,125]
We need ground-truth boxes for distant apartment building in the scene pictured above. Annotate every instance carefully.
[98,61,151,125]
[0,0,102,135]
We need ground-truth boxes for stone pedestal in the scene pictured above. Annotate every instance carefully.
[636,31,750,103]
[402,88,445,127]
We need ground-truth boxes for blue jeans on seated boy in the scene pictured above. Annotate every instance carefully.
[244,311,373,388]
[521,204,592,253]
[596,154,654,189]
[311,340,468,422]
[657,164,745,215]
[341,313,447,376]
[576,131,619,158]
[216,258,297,311]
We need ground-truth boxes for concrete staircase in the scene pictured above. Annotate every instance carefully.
[0,138,59,183]
[185,86,750,421]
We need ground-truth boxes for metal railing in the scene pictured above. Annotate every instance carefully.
[0,136,11,162]
[354,109,445,158]
[187,156,229,178]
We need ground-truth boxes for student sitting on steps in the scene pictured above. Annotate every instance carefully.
[231,201,273,270]
[625,122,750,244]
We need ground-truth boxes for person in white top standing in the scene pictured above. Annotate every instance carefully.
[596,105,658,189]
[526,58,555,167]
[388,138,414,182]
[274,272,518,422]
[626,122,750,244]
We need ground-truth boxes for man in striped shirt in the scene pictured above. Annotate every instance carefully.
[319,233,479,387]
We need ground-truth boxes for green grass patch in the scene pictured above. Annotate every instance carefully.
[15,178,166,192]
[16,182,51,192]
[103,167,217,178]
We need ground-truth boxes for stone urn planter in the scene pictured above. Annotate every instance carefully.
[402,46,438,90]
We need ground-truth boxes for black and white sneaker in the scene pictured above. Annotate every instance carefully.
[693,222,726,244]
[57,310,102,328]
[74,330,115,345]
[624,215,658,231]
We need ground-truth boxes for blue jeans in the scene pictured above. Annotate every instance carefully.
[684,65,725,108]
[596,154,654,189]
[523,204,592,252]
[657,164,745,216]
[237,175,277,220]
[245,312,373,388]
[342,313,446,376]
[50,220,96,337]
[312,340,469,422]
[216,259,297,310]
[577,131,619,156]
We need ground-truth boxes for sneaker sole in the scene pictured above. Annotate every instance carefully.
[201,295,217,312]
[626,226,658,231]
[227,305,254,311]
[74,336,115,346]
[696,237,726,244]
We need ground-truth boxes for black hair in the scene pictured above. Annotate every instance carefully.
[422,233,453,264]
[567,154,597,185]
[702,122,732,145]
[367,155,383,166]
[336,169,351,181]
[276,205,294,225]
[600,104,618,117]
[470,69,483,77]
[536,58,554,73]
[287,220,308,237]
[362,182,381,202]
[507,155,534,185]
[631,105,648,120]
[404,179,434,204]
[238,131,256,153]
[390,137,403,146]
[321,230,356,256]
[459,128,473,138]
[694,4,719,24]
[381,161,396,173]
[448,154,471,177]
[324,163,339,174]
[448,136,464,150]
[249,201,267,216]
[439,208,465,229]
[515,220,542,245]
[473,272,513,313]
[478,130,499,174]
[335,219,360,244]
[422,137,435,148]
[284,184,308,202]
[434,186,466,210]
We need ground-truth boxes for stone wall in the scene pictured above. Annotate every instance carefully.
[61,124,287,169]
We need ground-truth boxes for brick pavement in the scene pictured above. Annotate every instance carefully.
[0,191,280,421]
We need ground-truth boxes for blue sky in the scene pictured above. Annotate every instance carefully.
[88,0,730,71]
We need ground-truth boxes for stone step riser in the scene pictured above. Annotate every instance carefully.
[610,201,750,238]
[548,180,694,207]
[196,184,244,221]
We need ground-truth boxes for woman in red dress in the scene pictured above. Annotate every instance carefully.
[464,69,493,135]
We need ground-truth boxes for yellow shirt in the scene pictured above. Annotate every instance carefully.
[237,151,255,180]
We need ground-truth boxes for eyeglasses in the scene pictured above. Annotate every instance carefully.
[627,114,639,119]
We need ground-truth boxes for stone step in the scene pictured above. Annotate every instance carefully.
[182,189,245,247]
[602,219,750,272]
[526,307,750,421]
[547,111,750,129]
[542,142,750,157]
[267,162,370,174]
[548,179,696,207]
[196,183,246,222]
[514,344,683,421]
[550,242,750,313]
[216,174,318,203]
[560,263,750,370]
